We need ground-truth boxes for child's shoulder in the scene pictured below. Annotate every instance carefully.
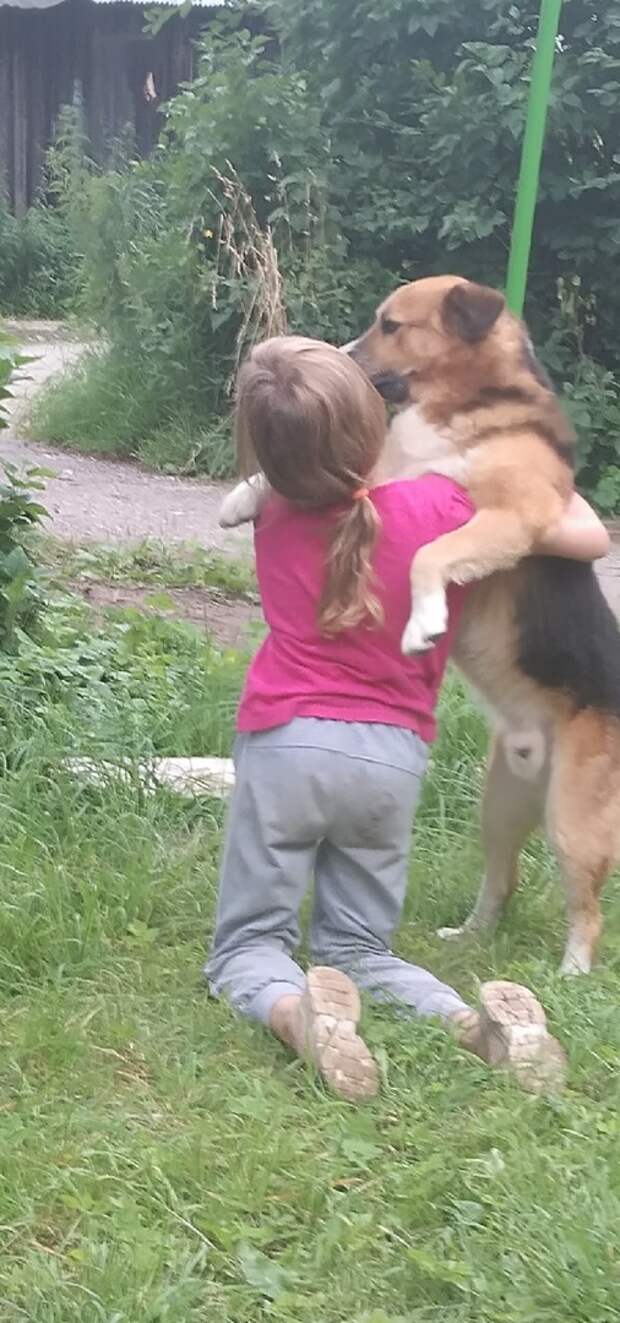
[372,475,474,533]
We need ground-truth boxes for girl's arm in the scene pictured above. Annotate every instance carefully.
[535,492,610,561]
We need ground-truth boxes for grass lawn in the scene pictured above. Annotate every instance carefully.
[1,594,619,1322]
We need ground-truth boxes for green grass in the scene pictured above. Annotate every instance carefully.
[1,601,620,1321]
[27,349,236,476]
[40,536,257,599]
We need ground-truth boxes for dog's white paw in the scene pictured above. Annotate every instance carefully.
[401,618,434,654]
[560,947,591,976]
[219,481,262,529]
[437,925,468,941]
[401,590,448,655]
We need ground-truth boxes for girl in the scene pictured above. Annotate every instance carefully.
[207,336,609,1101]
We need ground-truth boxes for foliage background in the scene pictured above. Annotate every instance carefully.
[3,0,620,507]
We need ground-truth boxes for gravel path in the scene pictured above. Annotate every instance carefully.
[3,321,251,558]
[601,524,620,616]
[2,320,619,613]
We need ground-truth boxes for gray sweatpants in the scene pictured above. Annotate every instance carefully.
[206,718,467,1025]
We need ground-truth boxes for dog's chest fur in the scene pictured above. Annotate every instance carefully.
[375,405,469,487]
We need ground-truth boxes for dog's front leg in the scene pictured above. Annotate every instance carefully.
[219,473,272,528]
[401,508,538,655]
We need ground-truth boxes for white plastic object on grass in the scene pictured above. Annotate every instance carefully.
[65,756,235,800]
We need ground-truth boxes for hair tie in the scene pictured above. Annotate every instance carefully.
[352,486,370,502]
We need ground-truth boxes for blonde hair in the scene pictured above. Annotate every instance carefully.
[235,336,386,634]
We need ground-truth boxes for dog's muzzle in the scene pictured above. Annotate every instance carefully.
[342,340,410,405]
[366,370,410,404]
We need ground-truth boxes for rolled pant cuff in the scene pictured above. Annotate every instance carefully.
[420,991,469,1021]
[249,979,306,1025]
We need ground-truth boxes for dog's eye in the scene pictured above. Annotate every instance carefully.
[381,317,401,335]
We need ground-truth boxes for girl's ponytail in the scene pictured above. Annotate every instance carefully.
[319,491,383,635]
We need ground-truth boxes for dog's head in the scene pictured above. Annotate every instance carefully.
[348,276,508,407]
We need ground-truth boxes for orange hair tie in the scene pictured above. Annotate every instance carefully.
[352,486,370,502]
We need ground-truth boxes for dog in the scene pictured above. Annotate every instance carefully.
[220,277,620,974]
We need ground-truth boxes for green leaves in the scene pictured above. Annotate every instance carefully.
[0,334,20,431]
[0,460,49,651]
[0,358,49,650]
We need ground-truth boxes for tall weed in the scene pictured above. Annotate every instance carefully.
[0,110,88,317]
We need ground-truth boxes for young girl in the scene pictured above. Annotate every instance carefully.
[207,336,609,1102]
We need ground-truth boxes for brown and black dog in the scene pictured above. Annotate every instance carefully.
[348,277,574,654]
[221,277,620,974]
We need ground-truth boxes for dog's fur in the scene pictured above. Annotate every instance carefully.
[220,277,620,973]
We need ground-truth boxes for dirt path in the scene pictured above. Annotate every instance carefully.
[3,321,620,621]
[3,320,251,558]
[75,580,262,650]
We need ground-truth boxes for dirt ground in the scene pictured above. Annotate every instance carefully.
[3,321,620,636]
[74,580,262,650]
[3,321,251,555]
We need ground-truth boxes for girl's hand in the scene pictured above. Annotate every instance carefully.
[536,493,610,562]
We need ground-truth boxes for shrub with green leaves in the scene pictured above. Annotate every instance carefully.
[0,108,87,317]
[28,1,620,508]
[0,337,53,649]
[0,199,79,318]
[0,461,50,652]
[0,332,19,429]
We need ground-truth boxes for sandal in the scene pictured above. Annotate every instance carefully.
[298,966,379,1102]
[453,980,566,1094]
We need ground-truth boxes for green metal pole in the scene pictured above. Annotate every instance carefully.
[505,0,563,315]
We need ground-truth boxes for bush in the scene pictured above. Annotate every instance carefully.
[0,340,55,651]
[0,108,88,318]
[30,27,397,474]
[566,361,620,514]
[0,333,17,428]
[27,2,620,507]
[0,200,79,318]
[0,463,50,651]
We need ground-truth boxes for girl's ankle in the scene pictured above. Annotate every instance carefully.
[269,992,305,1053]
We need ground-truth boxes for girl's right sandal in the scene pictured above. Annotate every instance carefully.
[465,979,567,1094]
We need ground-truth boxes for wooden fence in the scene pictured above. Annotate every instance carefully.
[0,0,208,214]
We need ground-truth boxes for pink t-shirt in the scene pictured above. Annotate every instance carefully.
[237,475,474,743]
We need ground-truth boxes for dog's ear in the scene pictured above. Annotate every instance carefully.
[441,282,505,344]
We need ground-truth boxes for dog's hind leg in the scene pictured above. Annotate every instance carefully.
[546,711,620,975]
[438,731,546,940]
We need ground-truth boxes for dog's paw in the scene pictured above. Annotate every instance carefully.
[219,481,262,529]
[401,618,435,654]
[559,948,591,976]
[401,590,448,655]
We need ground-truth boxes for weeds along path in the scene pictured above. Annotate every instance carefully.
[2,320,251,557]
[3,320,620,614]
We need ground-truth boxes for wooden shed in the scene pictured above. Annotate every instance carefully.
[0,0,223,214]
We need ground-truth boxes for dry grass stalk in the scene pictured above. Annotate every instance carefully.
[209,165,288,392]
